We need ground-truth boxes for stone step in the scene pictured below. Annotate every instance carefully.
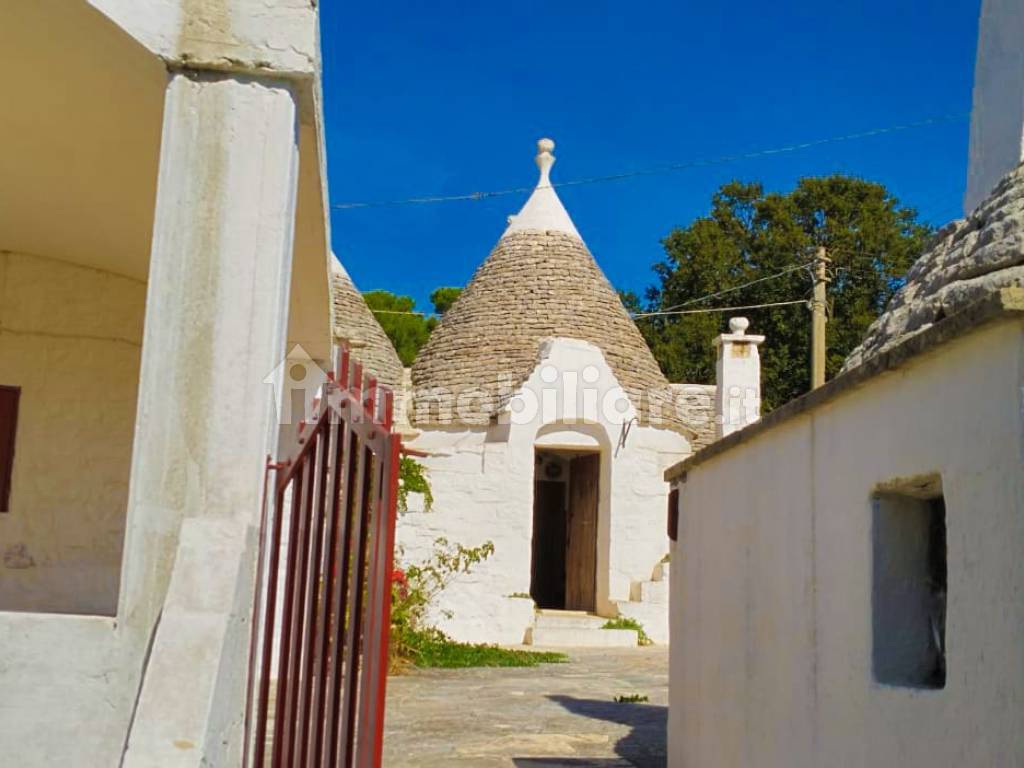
[525,626,639,648]
[533,609,607,630]
[652,561,670,582]
[629,579,669,605]
[614,600,669,645]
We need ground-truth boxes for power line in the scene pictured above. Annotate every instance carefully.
[369,308,428,316]
[331,112,968,211]
[368,250,898,320]
[655,242,928,314]
[633,299,808,319]
[370,296,811,320]
[659,261,814,313]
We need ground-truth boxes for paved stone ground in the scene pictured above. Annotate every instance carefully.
[383,646,668,768]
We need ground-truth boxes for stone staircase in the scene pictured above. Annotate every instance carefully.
[613,561,670,645]
[524,609,639,648]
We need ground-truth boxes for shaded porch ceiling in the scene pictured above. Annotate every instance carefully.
[0,0,166,281]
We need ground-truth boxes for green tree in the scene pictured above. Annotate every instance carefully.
[430,286,462,316]
[637,176,930,411]
[363,290,437,366]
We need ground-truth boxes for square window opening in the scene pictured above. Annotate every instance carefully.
[872,483,947,690]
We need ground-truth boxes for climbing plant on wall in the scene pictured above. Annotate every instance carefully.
[398,456,433,512]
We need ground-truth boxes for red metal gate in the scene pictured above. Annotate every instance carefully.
[246,348,401,767]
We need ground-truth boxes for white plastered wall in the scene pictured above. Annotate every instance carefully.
[0,252,145,614]
[964,0,1024,215]
[668,318,1024,768]
[400,338,690,644]
[0,2,331,765]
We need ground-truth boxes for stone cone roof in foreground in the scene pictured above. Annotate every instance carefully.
[411,140,690,435]
[330,259,404,392]
[844,162,1024,371]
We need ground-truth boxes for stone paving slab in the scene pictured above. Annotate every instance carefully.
[383,646,668,767]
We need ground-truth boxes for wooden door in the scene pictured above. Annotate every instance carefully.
[565,453,599,611]
[530,480,567,609]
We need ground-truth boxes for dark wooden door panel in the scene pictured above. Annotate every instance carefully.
[530,480,567,609]
[565,453,599,611]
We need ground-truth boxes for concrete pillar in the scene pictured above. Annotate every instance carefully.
[714,317,764,439]
[118,72,300,766]
[965,0,1024,214]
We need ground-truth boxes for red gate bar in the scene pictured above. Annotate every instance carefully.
[246,346,400,767]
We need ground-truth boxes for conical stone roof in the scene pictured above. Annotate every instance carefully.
[843,162,1024,372]
[330,258,404,391]
[410,140,690,435]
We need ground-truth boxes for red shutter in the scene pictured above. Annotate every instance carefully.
[0,386,20,512]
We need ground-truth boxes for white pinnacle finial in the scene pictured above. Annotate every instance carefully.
[536,138,555,187]
[502,136,580,239]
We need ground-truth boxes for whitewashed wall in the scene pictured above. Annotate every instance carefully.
[668,318,1024,768]
[965,0,1024,214]
[0,2,327,765]
[400,338,690,644]
[0,251,145,614]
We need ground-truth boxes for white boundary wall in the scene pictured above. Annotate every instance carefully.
[668,318,1024,768]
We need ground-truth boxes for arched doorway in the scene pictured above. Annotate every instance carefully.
[530,426,606,612]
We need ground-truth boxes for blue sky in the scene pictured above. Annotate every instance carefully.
[320,1,979,313]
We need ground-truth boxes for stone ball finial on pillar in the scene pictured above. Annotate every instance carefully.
[728,316,750,335]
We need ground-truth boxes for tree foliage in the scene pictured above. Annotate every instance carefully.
[430,286,463,316]
[364,286,463,366]
[363,290,437,366]
[635,176,931,410]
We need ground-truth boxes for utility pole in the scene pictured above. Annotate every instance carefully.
[811,246,831,389]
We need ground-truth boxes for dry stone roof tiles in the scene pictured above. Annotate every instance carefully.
[844,162,1024,371]
[330,262,404,392]
[670,383,717,450]
[410,229,692,435]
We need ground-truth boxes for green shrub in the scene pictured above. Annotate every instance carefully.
[397,456,433,512]
[390,537,493,669]
[400,627,566,668]
[601,617,652,646]
[389,539,564,670]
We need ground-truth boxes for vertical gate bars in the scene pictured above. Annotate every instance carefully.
[246,346,400,767]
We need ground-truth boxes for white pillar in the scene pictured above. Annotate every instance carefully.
[119,72,300,766]
[714,317,764,439]
[965,0,1024,214]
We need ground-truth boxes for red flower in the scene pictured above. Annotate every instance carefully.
[391,568,409,601]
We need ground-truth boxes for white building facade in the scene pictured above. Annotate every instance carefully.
[0,2,337,765]
[666,287,1024,768]
[397,141,717,646]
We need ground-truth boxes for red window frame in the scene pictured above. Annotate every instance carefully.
[0,385,20,513]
